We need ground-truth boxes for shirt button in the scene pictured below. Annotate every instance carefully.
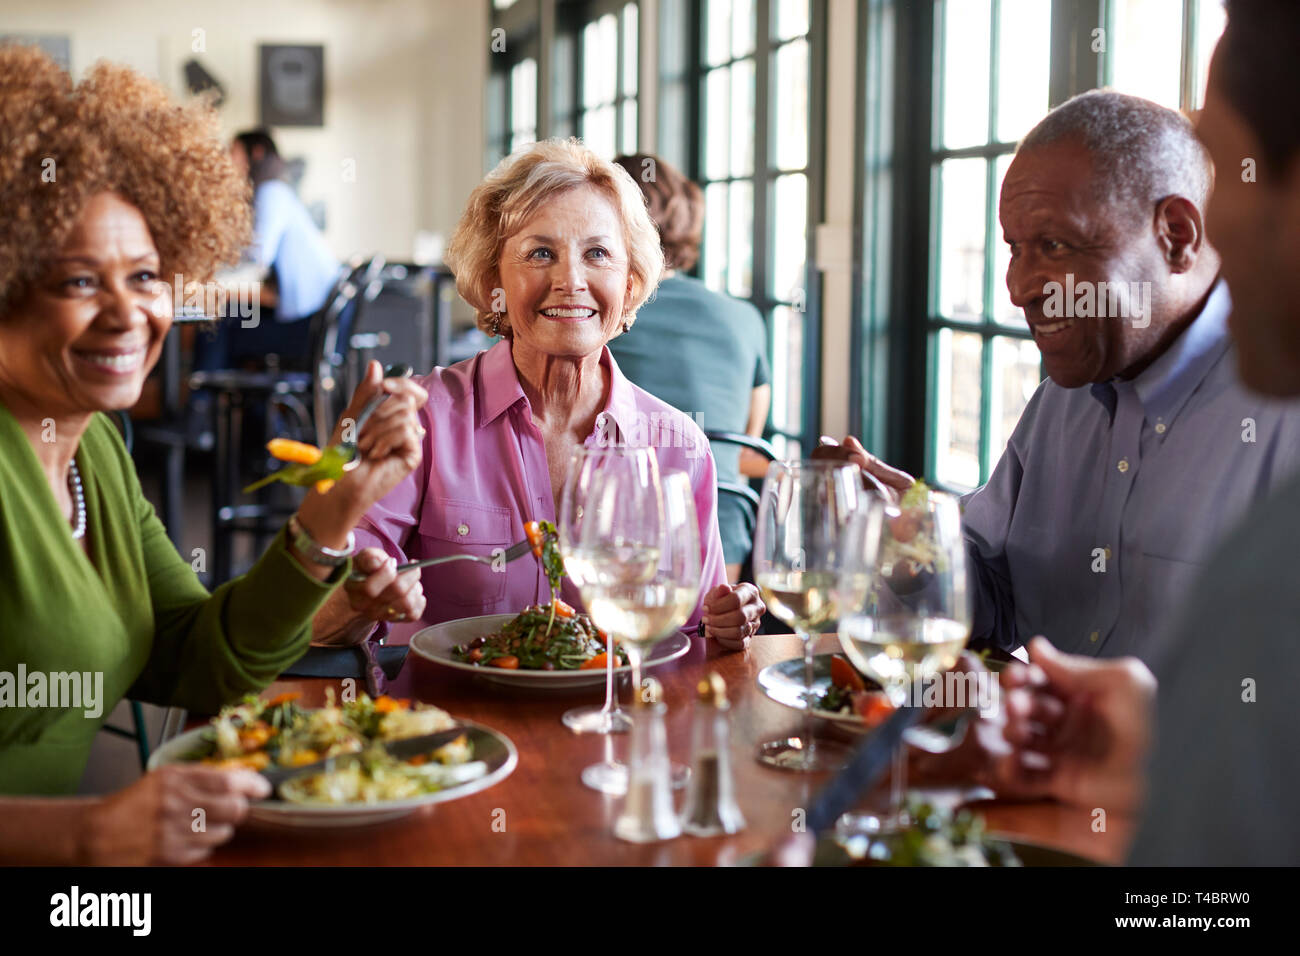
[1104,547,1112,561]
[1089,630,1100,643]
[1117,458,1130,473]
[457,523,470,537]
[1155,422,1167,434]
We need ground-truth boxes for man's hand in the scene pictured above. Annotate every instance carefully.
[702,583,766,650]
[990,636,1157,813]
[811,435,914,502]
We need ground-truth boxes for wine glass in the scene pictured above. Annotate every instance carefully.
[835,488,972,845]
[558,446,657,737]
[576,467,700,794]
[752,459,867,772]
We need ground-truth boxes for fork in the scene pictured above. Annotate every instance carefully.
[340,363,413,472]
[347,537,535,582]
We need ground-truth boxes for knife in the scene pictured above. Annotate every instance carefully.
[259,726,470,791]
[805,683,925,834]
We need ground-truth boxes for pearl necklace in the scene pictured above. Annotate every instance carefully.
[68,458,86,540]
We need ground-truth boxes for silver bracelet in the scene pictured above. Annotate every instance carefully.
[288,515,355,567]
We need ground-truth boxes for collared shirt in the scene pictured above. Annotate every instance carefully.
[963,281,1300,660]
[250,180,340,322]
[354,340,727,633]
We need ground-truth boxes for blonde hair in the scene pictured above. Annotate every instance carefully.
[445,138,664,337]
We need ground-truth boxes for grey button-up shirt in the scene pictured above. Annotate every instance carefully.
[963,281,1300,660]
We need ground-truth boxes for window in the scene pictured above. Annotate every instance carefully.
[579,3,639,158]
[697,0,817,459]
[927,0,1051,489]
[1105,0,1227,111]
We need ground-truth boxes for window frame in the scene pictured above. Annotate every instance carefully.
[685,0,828,455]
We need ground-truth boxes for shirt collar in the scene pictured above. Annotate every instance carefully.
[475,340,642,439]
[475,339,529,429]
[1089,279,1232,426]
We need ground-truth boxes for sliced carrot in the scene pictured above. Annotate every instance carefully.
[314,479,336,495]
[373,695,409,713]
[830,655,867,692]
[267,438,322,465]
[524,520,544,556]
[489,655,520,669]
[551,599,576,619]
[287,749,320,766]
[580,652,610,671]
[853,692,895,726]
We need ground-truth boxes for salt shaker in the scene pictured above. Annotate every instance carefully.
[680,672,746,836]
[613,679,681,843]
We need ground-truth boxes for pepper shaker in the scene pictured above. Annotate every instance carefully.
[680,672,746,836]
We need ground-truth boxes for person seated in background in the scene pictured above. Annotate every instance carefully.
[607,153,772,584]
[311,139,765,650]
[192,129,341,376]
[0,47,426,863]
[818,89,1300,663]
[995,0,1300,864]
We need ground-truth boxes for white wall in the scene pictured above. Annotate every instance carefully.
[0,0,488,264]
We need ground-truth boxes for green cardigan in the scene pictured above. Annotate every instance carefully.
[0,403,347,795]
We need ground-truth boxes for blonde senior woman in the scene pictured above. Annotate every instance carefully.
[313,139,765,649]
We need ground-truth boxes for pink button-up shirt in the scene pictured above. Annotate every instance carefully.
[355,340,727,635]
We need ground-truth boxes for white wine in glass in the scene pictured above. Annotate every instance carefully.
[578,469,701,795]
[836,487,972,843]
[558,446,659,738]
[752,460,866,773]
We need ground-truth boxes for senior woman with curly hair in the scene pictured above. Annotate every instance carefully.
[0,47,427,863]
[312,139,765,649]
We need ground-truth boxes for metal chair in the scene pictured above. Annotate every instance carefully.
[190,255,387,584]
[703,430,777,586]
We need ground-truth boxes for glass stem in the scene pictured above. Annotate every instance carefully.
[891,722,907,824]
[800,629,816,758]
[627,644,645,709]
[601,629,617,714]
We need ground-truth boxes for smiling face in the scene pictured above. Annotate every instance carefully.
[999,142,1177,387]
[495,184,634,362]
[0,191,171,418]
[1196,54,1300,397]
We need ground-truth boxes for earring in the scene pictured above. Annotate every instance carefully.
[490,313,502,337]
[622,317,632,334]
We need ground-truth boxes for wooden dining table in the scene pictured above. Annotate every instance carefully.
[205,631,1132,866]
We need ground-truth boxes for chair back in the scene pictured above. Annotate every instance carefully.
[304,254,386,446]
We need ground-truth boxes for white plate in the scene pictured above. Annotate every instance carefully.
[756,654,884,729]
[409,613,693,689]
[757,652,1010,729]
[147,719,517,828]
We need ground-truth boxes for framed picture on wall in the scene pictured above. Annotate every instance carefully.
[259,44,324,127]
